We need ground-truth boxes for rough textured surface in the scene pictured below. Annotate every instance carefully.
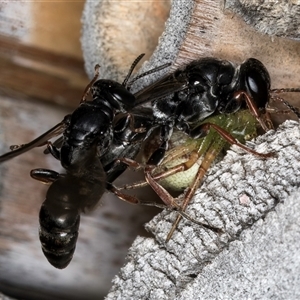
[81,0,193,90]
[107,121,300,299]
[225,0,300,39]
[81,0,300,92]
[131,0,194,91]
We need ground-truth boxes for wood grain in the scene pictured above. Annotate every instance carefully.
[0,2,88,108]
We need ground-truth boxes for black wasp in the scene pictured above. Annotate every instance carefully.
[0,54,171,269]
[134,57,276,165]
[122,57,300,240]
[1,54,298,267]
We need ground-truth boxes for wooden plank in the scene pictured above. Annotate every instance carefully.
[0,1,89,108]
[0,36,88,108]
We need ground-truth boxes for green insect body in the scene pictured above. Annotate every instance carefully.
[155,109,259,192]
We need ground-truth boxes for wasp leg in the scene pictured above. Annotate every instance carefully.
[106,155,219,230]
[147,122,174,166]
[113,157,144,170]
[44,136,64,154]
[108,181,221,232]
[104,157,151,205]
[191,123,274,158]
[233,91,274,131]
[143,144,221,241]
[121,148,199,190]
[108,180,174,206]
[108,184,141,205]
[105,157,150,191]
[121,114,148,134]
[115,148,222,237]
[45,142,60,160]
[108,182,170,208]
[30,169,63,184]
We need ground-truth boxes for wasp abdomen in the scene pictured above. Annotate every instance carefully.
[39,196,80,269]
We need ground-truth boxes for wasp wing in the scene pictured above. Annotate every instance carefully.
[133,71,189,107]
[0,120,67,162]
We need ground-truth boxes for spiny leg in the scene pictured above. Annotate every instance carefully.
[191,123,274,158]
[121,146,199,190]
[145,168,222,233]
[164,147,220,241]
[233,91,274,131]
[104,156,220,228]
[108,154,197,194]
[107,181,218,229]
[111,121,273,240]
[165,122,273,241]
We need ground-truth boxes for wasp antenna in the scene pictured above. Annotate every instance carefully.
[270,95,300,119]
[122,53,145,86]
[81,64,101,103]
[270,88,300,93]
[127,62,171,90]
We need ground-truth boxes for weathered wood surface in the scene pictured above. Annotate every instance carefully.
[225,0,300,39]
[0,2,88,108]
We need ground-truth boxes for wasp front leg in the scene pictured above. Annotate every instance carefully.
[30,169,63,184]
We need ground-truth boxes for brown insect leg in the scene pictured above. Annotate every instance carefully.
[122,150,199,190]
[201,123,275,158]
[165,147,220,241]
[121,163,186,190]
[108,185,140,204]
[166,121,274,241]
[109,182,167,208]
[145,167,181,209]
[233,91,273,131]
[145,168,222,234]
